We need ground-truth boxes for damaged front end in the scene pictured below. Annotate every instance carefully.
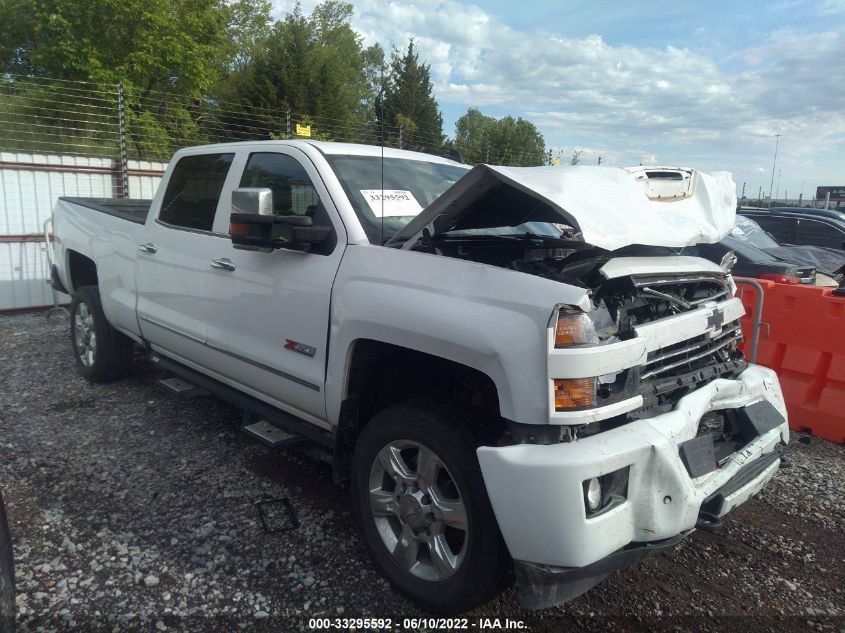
[401,163,788,610]
[390,163,745,429]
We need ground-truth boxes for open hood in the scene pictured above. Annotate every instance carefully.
[387,164,737,252]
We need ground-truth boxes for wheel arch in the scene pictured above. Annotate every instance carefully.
[331,338,505,484]
[66,249,98,294]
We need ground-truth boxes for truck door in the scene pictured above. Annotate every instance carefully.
[203,148,346,425]
[136,152,236,365]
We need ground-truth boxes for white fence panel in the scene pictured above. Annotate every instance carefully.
[0,152,166,311]
[0,241,69,311]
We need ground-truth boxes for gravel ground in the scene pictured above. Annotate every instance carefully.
[1,311,843,632]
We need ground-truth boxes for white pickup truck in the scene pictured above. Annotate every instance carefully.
[49,141,789,613]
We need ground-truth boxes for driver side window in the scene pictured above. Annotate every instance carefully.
[239,152,337,255]
[240,153,318,216]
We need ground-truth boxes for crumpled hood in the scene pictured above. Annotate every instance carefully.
[387,164,737,252]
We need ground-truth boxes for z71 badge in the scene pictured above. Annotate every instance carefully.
[284,339,316,357]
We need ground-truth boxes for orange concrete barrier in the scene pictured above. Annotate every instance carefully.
[736,278,845,443]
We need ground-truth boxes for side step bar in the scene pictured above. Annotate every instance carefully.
[151,354,334,451]
[242,418,306,448]
[157,375,208,399]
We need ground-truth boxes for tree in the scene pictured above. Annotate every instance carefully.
[376,40,444,153]
[219,1,381,142]
[0,0,236,95]
[0,0,270,158]
[570,150,582,165]
[454,107,545,166]
[226,0,273,71]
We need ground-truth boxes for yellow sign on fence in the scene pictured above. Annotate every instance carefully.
[551,157,561,166]
[295,123,312,137]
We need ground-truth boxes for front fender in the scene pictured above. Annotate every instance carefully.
[325,245,589,425]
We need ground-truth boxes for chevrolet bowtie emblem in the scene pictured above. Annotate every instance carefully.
[707,308,725,331]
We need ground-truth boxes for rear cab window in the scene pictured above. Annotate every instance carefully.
[158,153,234,231]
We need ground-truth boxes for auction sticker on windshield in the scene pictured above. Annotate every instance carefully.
[360,190,422,217]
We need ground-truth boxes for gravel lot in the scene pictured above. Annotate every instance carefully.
[1,311,844,632]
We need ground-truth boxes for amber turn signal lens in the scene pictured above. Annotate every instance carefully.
[554,378,596,411]
[555,313,591,347]
[229,222,249,237]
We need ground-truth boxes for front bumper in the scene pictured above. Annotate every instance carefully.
[477,364,788,605]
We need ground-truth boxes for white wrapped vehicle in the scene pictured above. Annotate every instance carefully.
[49,141,789,613]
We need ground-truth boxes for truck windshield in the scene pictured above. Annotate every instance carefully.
[326,155,468,244]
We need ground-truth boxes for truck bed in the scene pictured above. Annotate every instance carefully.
[58,197,151,225]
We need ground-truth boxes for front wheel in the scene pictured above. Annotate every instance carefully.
[351,402,509,614]
[70,286,134,382]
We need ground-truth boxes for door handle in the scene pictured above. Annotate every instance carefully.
[210,258,236,271]
[138,243,157,254]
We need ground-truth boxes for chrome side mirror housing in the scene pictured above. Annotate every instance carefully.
[232,187,274,216]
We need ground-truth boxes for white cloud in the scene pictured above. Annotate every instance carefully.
[819,0,845,15]
[271,0,845,187]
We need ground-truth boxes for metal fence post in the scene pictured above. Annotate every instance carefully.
[117,82,128,199]
[399,125,404,150]
[286,109,291,139]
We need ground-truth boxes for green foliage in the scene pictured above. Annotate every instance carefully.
[1,0,233,95]
[455,107,545,166]
[377,40,444,153]
[570,149,582,165]
[218,1,382,144]
[0,0,271,158]
[0,0,550,164]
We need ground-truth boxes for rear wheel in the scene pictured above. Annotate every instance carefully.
[70,286,133,382]
[0,492,14,633]
[351,402,509,614]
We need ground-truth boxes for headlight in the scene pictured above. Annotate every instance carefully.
[554,310,599,347]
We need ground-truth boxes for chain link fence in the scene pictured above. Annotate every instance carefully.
[0,74,553,178]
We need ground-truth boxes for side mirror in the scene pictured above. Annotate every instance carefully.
[229,188,332,252]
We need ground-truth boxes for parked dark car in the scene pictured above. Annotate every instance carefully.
[684,235,816,284]
[0,492,13,633]
[738,206,845,251]
[732,215,845,280]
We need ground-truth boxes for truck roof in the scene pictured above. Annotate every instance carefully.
[171,139,464,167]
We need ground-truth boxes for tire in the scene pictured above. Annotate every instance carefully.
[351,401,510,614]
[70,286,134,382]
[0,492,14,633]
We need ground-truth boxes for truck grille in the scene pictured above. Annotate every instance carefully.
[630,273,732,309]
[642,324,743,381]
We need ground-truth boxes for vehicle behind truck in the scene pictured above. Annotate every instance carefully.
[49,141,789,613]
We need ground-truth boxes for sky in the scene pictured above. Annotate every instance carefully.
[273,0,845,199]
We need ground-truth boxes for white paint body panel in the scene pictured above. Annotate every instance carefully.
[478,364,788,567]
[599,256,725,279]
[391,164,737,252]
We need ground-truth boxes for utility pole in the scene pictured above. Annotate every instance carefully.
[758,186,763,202]
[740,182,746,199]
[767,133,781,208]
[775,168,782,203]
